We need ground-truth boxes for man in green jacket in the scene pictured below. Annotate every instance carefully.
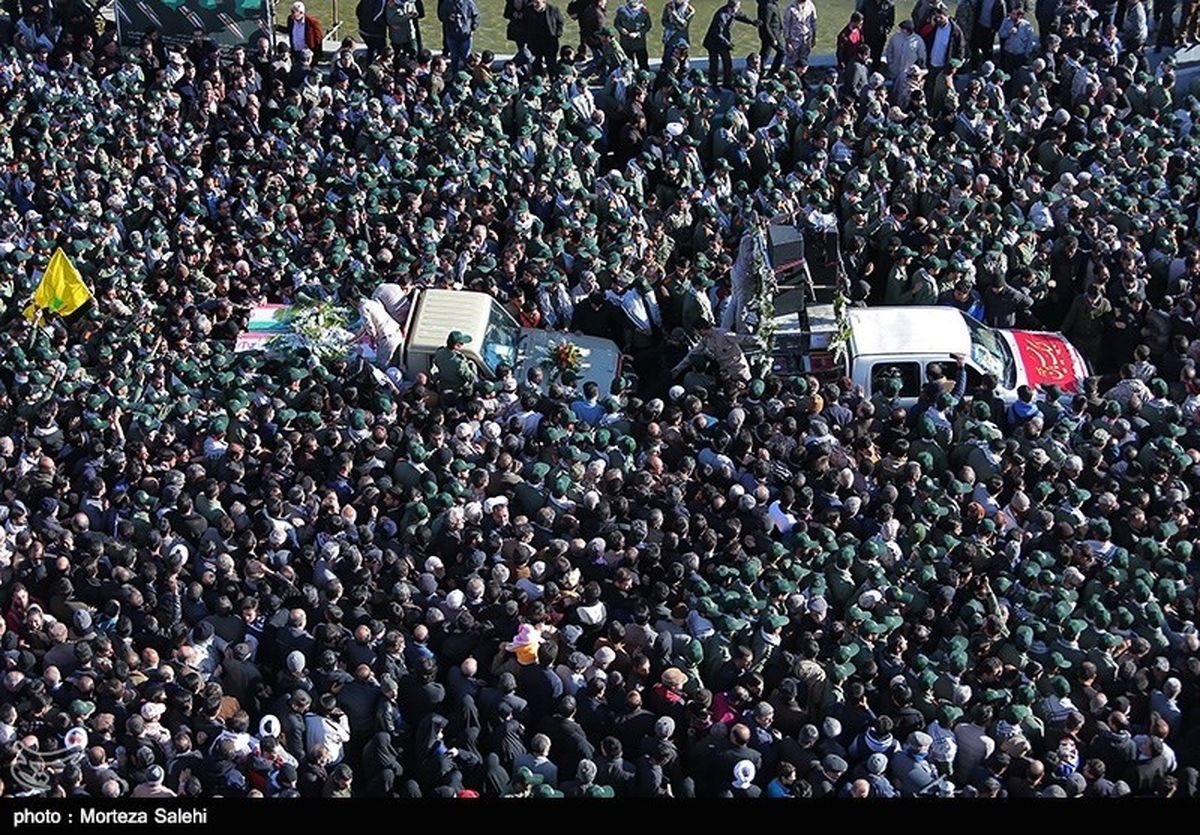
[432,330,478,398]
[386,0,424,56]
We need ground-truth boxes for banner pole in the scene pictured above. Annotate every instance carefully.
[266,0,278,48]
[27,309,42,350]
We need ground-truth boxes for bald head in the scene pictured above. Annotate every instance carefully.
[730,723,751,746]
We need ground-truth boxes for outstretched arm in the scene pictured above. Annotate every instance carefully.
[950,354,967,399]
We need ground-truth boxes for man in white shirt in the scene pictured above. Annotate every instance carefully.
[767,487,797,534]
[929,19,952,67]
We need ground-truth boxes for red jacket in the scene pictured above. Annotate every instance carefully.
[287,14,325,56]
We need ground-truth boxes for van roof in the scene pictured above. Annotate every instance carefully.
[406,288,494,354]
[847,306,973,358]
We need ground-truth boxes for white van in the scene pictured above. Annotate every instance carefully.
[773,304,1091,407]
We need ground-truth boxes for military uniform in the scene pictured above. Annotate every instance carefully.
[680,283,715,333]
[433,343,478,394]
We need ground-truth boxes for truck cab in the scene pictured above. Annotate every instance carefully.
[402,289,622,392]
[773,303,1090,408]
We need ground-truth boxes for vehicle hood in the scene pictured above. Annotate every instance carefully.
[1001,329,1090,394]
[518,329,622,392]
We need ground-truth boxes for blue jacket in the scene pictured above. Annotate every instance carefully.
[1006,398,1039,427]
[438,0,480,37]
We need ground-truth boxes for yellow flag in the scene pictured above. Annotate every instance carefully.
[24,248,92,323]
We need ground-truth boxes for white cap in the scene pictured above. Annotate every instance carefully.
[732,759,756,789]
[259,715,281,738]
[858,589,884,609]
[64,726,89,750]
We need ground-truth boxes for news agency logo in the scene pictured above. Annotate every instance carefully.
[9,740,85,794]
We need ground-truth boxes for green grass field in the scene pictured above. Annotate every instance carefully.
[287,0,862,59]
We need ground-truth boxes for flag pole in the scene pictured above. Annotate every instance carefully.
[26,301,41,350]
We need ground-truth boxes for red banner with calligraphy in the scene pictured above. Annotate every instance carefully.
[1010,330,1081,392]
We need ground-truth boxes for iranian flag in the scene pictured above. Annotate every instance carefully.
[235,304,293,351]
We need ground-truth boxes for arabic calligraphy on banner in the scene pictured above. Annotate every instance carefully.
[1010,330,1079,392]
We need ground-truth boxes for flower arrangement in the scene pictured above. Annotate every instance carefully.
[738,217,779,377]
[537,337,584,381]
[269,300,358,362]
[828,290,853,366]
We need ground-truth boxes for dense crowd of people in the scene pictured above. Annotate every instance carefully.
[0,0,1199,801]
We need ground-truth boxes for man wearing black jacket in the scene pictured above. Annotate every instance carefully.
[613,689,658,753]
[479,670,529,733]
[862,0,896,64]
[756,0,785,75]
[922,7,967,75]
[356,0,389,62]
[519,641,564,719]
[702,0,756,88]
[571,290,621,341]
[337,664,383,743]
[596,736,637,796]
[524,0,566,74]
[971,0,1007,65]
[536,695,596,779]
[280,689,312,761]
[1089,712,1139,777]
[711,723,763,790]
[219,643,263,716]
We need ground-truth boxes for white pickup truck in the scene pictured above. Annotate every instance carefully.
[238,290,623,394]
[400,289,623,392]
[771,303,1091,407]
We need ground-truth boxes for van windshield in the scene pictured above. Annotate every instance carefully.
[481,302,520,374]
[961,312,1016,389]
